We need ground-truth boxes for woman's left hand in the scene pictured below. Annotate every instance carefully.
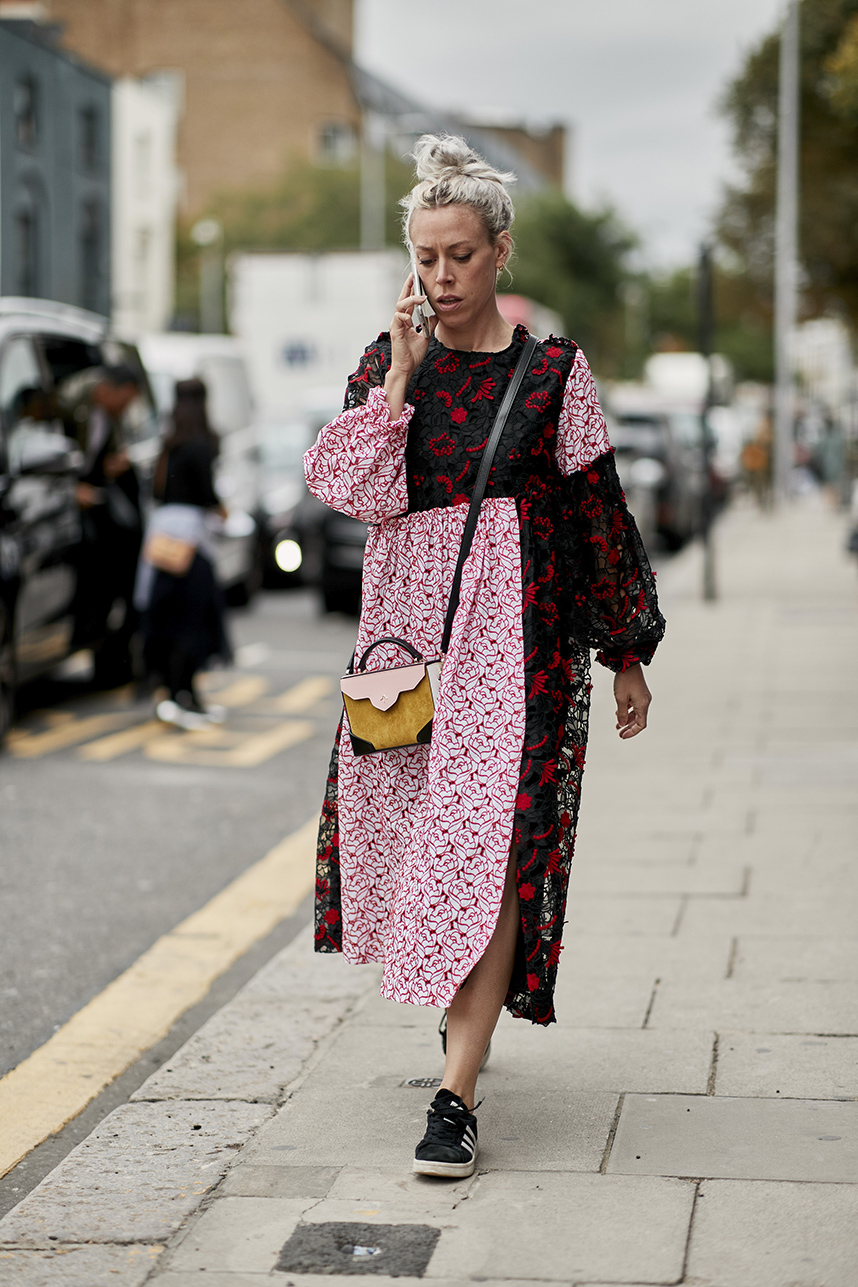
[613,663,652,739]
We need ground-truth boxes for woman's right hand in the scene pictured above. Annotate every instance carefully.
[389,272,436,376]
[384,274,436,419]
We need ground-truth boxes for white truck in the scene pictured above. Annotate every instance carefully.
[228,250,409,422]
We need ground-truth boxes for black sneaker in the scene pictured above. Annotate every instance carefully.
[413,1089,479,1178]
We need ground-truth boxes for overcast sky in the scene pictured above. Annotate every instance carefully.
[355,0,786,267]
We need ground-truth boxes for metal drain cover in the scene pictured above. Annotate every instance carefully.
[402,1076,443,1089]
[277,1221,441,1277]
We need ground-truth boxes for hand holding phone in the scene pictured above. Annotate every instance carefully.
[409,251,436,334]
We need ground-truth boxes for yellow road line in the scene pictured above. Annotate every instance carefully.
[199,675,269,707]
[0,816,318,1180]
[144,719,315,767]
[8,713,130,758]
[78,720,166,762]
[271,675,333,714]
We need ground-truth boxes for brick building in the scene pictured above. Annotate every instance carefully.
[38,0,361,215]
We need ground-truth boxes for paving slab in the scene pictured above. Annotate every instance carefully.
[165,1196,311,1274]
[489,1025,714,1095]
[729,934,858,982]
[0,1244,164,1286]
[326,1166,475,1204]
[0,1100,271,1245]
[425,1171,695,1284]
[607,1093,858,1182]
[219,1164,342,1199]
[715,1033,858,1099]
[569,862,747,896]
[686,1179,858,1287]
[647,977,858,1034]
[565,896,682,937]
[679,893,858,937]
[130,997,350,1102]
[243,1080,619,1175]
[561,934,732,982]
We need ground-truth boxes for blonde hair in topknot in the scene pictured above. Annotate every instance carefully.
[400,134,516,248]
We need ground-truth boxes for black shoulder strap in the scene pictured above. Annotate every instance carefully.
[440,332,539,655]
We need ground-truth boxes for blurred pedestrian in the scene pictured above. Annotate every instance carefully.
[71,364,143,684]
[740,414,773,509]
[135,378,231,729]
[304,135,666,1178]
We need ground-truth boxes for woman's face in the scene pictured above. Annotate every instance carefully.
[409,205,509,333]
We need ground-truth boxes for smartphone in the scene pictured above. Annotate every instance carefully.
[409,250,436,333]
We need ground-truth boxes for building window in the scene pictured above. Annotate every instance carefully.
[14,76,38,149]
[79,106,99,172]
[318,121,357,166]
[79,201,102,312]
[16,208,39,296]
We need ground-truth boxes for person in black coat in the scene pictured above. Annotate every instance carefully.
[71,364,143,681]
[141,378,231,729]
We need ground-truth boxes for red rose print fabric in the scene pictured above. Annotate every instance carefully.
[305,326,665,1024]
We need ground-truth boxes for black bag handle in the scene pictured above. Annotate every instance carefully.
[355,636,423,672]
[439,333,539,655]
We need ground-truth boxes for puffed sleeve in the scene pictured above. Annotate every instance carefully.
[556,348,666,671]
[303,335,413,522]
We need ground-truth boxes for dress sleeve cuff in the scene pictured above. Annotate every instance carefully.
[365,383,415,430]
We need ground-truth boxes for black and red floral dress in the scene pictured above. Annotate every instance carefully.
[304,323,665,1025]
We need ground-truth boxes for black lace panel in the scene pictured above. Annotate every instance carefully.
[314,326,666,1022]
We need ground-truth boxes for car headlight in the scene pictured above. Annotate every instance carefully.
[274,538,302,573]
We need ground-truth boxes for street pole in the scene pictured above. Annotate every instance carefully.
[697,242,717,602]
[191,218,224,334]
[360,111,385,252]
[773,0,801,502]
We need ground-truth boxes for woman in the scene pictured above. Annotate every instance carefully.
[137,378,231,729]
[304,136,665,1178]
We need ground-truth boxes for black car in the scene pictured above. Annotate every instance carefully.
[611,412,705,550]
[0,299,157,740]
[292,488,367,615]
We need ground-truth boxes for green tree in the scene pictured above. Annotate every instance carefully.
[718,0,858,328]
[510,191,636,374]
[174,153,413,329]
[642,265,775,382]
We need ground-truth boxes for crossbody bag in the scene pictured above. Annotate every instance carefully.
[340,332,539,756]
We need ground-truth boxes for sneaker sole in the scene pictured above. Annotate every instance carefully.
[412,1149,477,1179]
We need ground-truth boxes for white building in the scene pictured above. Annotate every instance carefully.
[111,74,180,336]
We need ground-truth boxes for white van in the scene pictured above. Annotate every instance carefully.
[137,333,262,603]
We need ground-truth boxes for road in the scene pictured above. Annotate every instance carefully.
[0,588,356,1082]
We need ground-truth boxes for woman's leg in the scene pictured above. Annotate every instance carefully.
[441,846,520,1110]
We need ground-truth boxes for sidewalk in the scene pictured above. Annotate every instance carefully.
[2,495,857,1287]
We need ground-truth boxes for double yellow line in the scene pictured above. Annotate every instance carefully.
[0,818,317,1179]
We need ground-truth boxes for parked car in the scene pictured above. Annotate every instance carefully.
[256,418,314,588]
[136,333,263,605]
[286,394,367,615]
[0,297,158,739]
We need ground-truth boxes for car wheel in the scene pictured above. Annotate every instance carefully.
[0,600,17,745]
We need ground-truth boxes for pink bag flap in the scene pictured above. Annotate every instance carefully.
[341,663,427,711]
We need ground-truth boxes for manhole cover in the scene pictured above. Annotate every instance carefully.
[402,1076,443,1089]
[277,1221,441,1277]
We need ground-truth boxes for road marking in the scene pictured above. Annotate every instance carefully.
[200,674,269,707]
[144,719,315,767]
[0,816,318,1180]
[78,720,166,762]
[8,712,130,758]
[270,675,332,714]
